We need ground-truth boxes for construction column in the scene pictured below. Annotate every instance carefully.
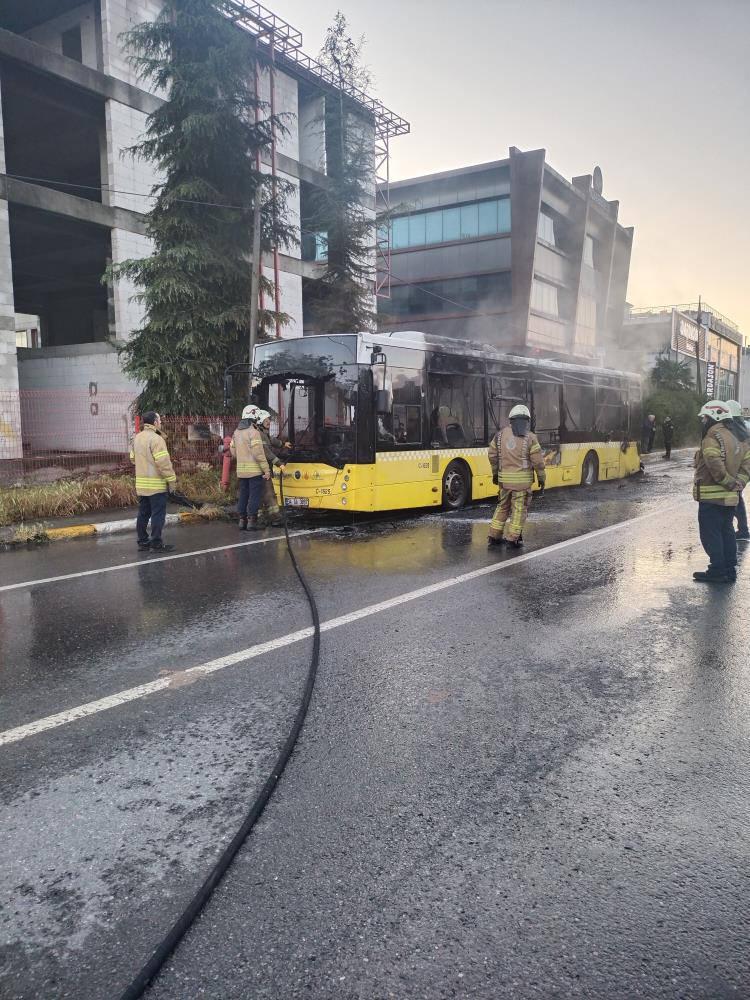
[0,70,22,468]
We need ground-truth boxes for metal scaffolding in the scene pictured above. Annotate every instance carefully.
[220,0,410,299]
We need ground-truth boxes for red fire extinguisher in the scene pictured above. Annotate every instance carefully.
[220,434,233,491]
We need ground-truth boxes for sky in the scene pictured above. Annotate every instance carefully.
[274,0,750,336]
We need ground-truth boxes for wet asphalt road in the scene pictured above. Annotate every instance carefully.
[2,454,749,999]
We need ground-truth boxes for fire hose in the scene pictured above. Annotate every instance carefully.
[119,470,320,999]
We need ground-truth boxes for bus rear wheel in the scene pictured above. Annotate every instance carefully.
[442,461,471,510]
[581,452,599,487]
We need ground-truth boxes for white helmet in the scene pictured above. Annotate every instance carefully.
[255,409,271,425]
[509,404,531,420]
[726,399,742,418]
[698,400,732,422]
[242,404,259,421]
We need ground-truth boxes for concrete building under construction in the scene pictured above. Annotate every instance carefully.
[0,0,407,467]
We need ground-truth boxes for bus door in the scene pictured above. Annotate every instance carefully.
[530,377,562,477]
[486,375,529,434]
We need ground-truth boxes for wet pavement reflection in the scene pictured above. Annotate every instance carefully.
[3,455,749,999]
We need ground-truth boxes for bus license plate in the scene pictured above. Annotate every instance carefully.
[285,497,309,508]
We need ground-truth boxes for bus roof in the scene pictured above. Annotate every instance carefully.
[358,330,642,381]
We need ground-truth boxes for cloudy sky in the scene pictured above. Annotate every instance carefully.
[276,0,749,335]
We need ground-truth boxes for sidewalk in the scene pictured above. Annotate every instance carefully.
[640,446,695,465]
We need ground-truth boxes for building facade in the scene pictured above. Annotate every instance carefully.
[377,149,634,366]
[0,0,406,463]
[619,303,743,400]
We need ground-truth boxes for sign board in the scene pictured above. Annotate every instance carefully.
[671,310,704,359]
[705,361,717,397]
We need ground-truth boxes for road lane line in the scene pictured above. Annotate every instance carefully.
[0,502,690,749]
[0,529,325,594]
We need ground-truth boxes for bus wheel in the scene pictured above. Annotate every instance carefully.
[442,461,470,510]
[581,452,599,487]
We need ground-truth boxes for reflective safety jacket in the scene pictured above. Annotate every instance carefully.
[231,422,270,479]
[130,424,176,496]
[258,427,285,468]
[489,426,546,491]
[693,423,750,506]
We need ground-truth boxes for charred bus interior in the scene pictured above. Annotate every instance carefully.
[248,333,642,469]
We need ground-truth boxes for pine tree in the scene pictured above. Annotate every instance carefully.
[108,0,295,415]
[303,12,377,335]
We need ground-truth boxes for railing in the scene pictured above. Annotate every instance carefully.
[628,302,740,334]
[0,390,243,485]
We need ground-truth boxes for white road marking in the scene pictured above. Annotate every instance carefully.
[0,529,325,594]
[0,502,689,749]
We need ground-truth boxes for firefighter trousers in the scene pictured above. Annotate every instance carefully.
[489,488,530,542]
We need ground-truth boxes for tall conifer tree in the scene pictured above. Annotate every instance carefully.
[109,0,295,414]
[303,13,377,334]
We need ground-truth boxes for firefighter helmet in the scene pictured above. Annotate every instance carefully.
[508,404,531,420]
[242,404,259,421]
[255,409,271,425]
[726,399,743,418]
[698,400,732,422]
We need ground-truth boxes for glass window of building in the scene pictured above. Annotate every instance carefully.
[537,212,556,246]
[392,216,409,250]
[425,211,443,244]
[530,279,559,317]
[583,234,595,267]
[389,199,510,250]
[442,207,460,242]
[460,203,479,240]
[381,272,512,320]
[478,200,498,235]
[408,214,427,247]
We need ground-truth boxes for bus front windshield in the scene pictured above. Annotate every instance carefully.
[254,336,361,466]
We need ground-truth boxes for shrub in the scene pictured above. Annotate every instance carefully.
[642,388,705,448]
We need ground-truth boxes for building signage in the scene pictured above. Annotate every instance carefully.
[671,310,704,359]
[705,361,717,397]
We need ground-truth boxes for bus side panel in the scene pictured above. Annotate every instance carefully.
[373,453,441,510]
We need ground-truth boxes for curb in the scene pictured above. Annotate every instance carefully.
[47,510,211,541]
[3,510,226,548]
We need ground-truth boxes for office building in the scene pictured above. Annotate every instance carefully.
[377,148,634,365]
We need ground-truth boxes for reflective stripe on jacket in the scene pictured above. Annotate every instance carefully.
[693,424,750,506]
[130,425,176,497]
[230,425,270,478]
[489,427,546,491]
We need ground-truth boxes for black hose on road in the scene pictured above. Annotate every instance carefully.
[119,473,320,1000]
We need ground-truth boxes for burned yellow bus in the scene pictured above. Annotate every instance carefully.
[251,331,642,513]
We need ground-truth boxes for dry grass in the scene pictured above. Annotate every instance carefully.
[0,476,136,526]
[0,471,234,527]
[10,522,49,544]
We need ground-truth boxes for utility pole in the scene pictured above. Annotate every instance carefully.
[248,185,262,391]
[695,295,703,395]
[248,38,263,397]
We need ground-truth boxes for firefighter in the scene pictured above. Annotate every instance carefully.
[488,404,546,548]
[230,404,270,530]
[130,410,177,553]
[692,399,750,583]
[254,409,288,527]
[726,399,750,541]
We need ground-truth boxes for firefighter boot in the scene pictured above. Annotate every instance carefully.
[692,569,731,584]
